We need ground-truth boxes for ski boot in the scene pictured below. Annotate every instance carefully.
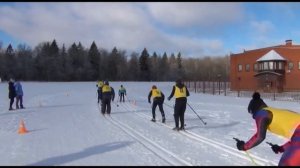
[151,118,156,122]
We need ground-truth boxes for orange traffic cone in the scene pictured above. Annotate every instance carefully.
[18,120,28,134]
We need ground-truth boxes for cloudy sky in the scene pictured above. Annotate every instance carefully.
[1,2,300,57]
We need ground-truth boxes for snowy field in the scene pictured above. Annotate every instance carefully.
[1,81,299,166]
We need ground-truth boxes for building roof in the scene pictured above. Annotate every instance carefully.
[256,50,286,62]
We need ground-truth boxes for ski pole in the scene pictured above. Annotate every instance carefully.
[187,103,207,125]
[233,137,258,166]
[266,142,274,146]
[125,95,130,102]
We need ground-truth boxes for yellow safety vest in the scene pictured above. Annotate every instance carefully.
[102,85,111,93]
[98,81,103,87]
[151,89,162,98]
[263,107,300,139]
[175,86,187,98]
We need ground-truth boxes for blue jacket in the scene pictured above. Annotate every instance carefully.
[14,82,23,96]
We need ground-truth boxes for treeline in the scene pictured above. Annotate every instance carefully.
[0,40,229,82]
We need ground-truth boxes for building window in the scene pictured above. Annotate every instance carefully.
[263,62,269,70]
[245,64,250,72]
[238,64,242,72]
[288,62,294,70]
[278,62,283,70]
[254,63,258,72]
[269,62,274,70]
[259,63,263,70]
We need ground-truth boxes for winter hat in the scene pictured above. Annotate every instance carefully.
[176,79,182,85]
[152,85,157,89]
[252,92,260,100]
[104,80,109,85]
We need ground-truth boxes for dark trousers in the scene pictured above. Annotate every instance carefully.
[9,97,15,109]
[16,95,23,109]
[97,90,101,103]
[119,93,125,102]
[101,98,111,114]
[152,98,165,119]
[174,98,187,128]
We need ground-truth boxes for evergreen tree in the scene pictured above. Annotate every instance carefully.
[88,41,101,80]
[5,44,17,80]
[139,48,150,81]
[128,52,139,81]
[176,52,184,79]
[158,52,169,81]
[15,44,33,80]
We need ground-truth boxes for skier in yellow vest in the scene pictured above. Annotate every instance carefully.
[168,79,190,131]
[96,80,104,103]
[235,92,300,166]
[148,85,166,123]
[100,81,115,115]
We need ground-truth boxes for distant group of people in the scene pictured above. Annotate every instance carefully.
[8,78,25,111]
[96,79,190,131]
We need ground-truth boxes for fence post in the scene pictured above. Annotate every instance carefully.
[203,81,205,94]
[213,81,215,95]
[224,81,227,96]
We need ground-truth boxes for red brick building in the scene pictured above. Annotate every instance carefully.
[230,40,300,92]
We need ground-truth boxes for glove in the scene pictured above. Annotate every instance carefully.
[167,97,171,101]
[148,100,151,104]
[236,140,245,151]
[271,144,284,154]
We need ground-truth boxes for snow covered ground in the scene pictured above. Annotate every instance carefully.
[1,81,299,166]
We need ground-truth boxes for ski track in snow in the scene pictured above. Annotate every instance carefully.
[110,100,277,166]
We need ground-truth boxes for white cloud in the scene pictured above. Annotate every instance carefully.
[145,2,243,28]
[250,20,274,35]
[0,2,238,57]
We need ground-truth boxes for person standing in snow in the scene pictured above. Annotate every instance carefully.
[235,91,300,166]
[14,80,24,109]
[167,79,190,131]
[8,78,16,111]
[96,80,104,103]
[100,80,115,115]
[148,85,166,123]
[118,85,126,102]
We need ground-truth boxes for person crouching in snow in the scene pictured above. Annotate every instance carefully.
[235,91,300,166]
[148,85,166,123]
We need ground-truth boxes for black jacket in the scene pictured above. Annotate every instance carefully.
[148,90,165,103]
[100,85,115,101]
[247,98,267,116]
[8,81,16,99]
[168,83,190,100]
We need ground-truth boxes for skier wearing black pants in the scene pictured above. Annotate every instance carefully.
[148,85,166,123]
[168,79,190,131]
[100,81,115,115]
